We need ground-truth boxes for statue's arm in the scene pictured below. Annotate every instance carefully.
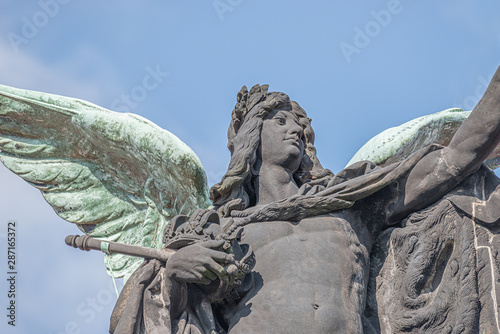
[389,66,500,222]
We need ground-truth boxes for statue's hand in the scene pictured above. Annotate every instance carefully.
[165,240,235,285]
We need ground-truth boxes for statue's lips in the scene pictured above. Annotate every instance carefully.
[284,137,301,148]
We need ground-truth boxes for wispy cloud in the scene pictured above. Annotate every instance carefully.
[0,39,118,105]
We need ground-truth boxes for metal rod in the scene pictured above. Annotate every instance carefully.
[64,234,175,262]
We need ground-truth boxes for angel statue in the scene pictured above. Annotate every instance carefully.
[2,66,500,334]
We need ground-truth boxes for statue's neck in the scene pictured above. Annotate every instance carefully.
[254,162,299,206]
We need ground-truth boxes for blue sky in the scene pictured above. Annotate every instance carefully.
[0,1,499,333]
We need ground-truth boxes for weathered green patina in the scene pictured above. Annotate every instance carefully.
[347,107,500,170]
[0,84,211,280]
[347,108,474,167]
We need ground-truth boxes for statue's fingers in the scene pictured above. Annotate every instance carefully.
[206,248,235,264]
[198,275,211,285]
[203,269,217,281]
[206,259,227,280]
[183,271,210,285]
[200,239,225,250]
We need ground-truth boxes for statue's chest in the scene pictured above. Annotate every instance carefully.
[239,214,369,252]
[238,214,370,285]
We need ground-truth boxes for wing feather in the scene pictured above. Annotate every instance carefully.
[0,84,211,279]
[346,108,500,170]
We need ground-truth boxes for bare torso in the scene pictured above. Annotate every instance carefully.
[226,211,375,333]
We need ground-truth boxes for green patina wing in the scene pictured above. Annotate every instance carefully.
[0,84,211,280]
[347,108,500,170]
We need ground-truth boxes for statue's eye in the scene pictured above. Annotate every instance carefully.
[276,118,286,125]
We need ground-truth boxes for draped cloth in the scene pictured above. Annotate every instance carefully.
[110,258,227,334]
[364,166,500,333]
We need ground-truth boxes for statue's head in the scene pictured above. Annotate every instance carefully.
[210,84,332,216]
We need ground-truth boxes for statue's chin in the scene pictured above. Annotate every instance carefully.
[283,150,303,174]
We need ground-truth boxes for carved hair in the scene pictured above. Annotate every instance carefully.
[210,84,332,217]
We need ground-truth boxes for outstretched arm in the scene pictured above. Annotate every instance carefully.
[389,66,500,221]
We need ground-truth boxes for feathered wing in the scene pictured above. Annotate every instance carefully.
[347,108,500,170]
[0,84,211,280]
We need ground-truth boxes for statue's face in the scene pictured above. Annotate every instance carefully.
[259,108,304,173]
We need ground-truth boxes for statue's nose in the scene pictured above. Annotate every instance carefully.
[289,122,303,137]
